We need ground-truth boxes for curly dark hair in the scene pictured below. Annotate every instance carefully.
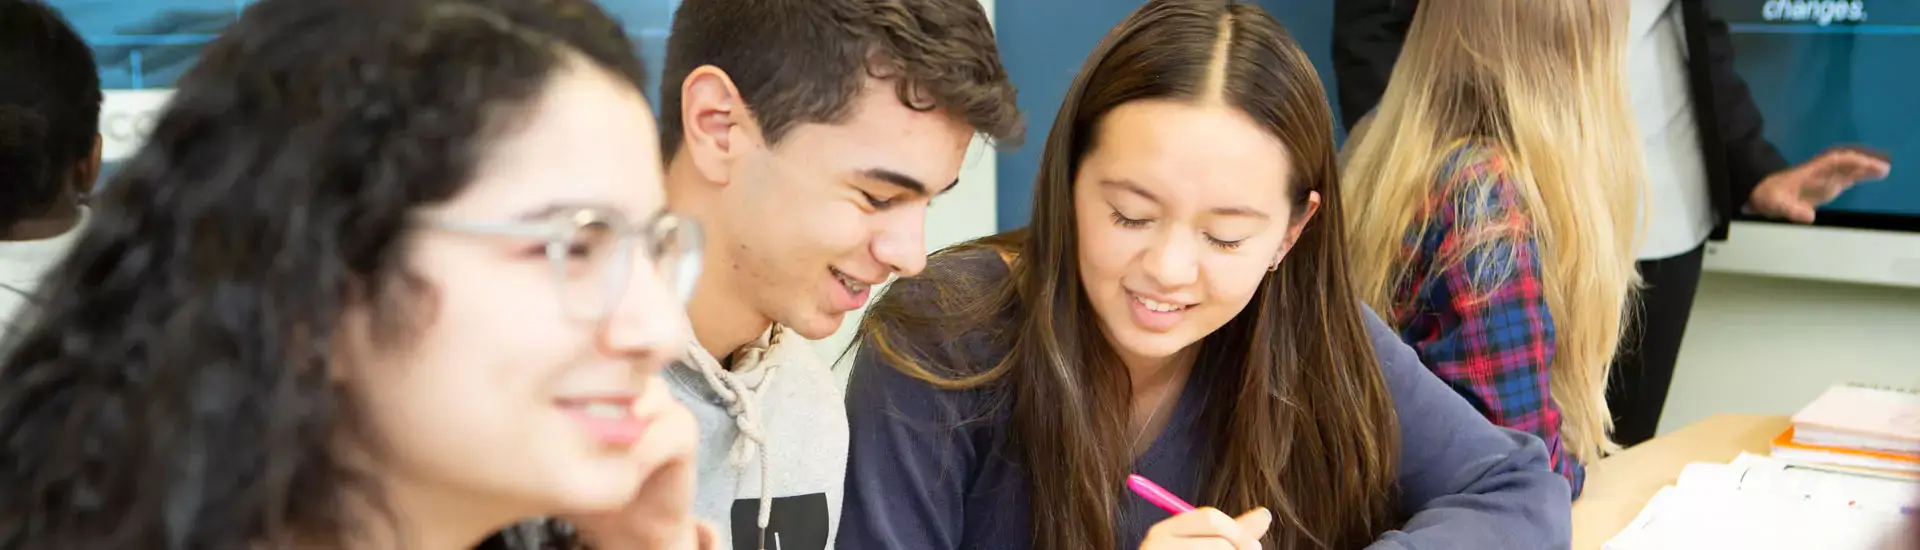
[656,0,1025,160]
[0,0,102,230]
[0,0,647,548]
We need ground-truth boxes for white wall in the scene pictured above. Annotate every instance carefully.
[1654,221,1920,432]
[1655,271,1920,435]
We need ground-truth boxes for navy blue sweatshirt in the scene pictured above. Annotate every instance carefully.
[838,248,1571,549]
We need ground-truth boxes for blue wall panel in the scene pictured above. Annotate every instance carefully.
[48,0,679,186]
[49,0,676,102]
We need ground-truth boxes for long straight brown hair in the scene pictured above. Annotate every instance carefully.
[858,1,1399,548]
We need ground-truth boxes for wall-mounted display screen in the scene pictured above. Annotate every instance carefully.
[1710,0,1920,232]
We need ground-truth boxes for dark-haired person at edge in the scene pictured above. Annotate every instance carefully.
[1334,0,1893,448]
[0,0,100,338]
[654,0,1022,548]
[838,1,1568,549]
[0,1,715,548]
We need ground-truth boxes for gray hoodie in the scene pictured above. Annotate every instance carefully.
[667,326,847,550]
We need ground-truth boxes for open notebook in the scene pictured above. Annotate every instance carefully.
[1606,453,1917,550]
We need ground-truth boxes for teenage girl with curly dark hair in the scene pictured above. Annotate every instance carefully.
[0,0,712,548]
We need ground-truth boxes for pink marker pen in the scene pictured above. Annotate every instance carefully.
[1127,474,1198,516]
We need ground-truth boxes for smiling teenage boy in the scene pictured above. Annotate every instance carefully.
[654,1,1023,549]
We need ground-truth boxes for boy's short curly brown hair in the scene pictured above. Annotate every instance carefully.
[658,0,1024,158]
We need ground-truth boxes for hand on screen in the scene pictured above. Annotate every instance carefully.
[1750,147,1892,224]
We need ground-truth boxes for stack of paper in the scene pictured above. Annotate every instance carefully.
[1774,384,1920,473]
[1606,453,1917,550]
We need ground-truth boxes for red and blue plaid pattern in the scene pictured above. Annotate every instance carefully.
[1389,143,1584,497]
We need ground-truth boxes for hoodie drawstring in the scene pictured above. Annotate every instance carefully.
[692,329,784,550]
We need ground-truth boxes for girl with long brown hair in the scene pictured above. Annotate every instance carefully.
[1342,0,1644,498]
[835,1,1569,549]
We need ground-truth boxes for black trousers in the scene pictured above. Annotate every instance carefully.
[1607,244,1706,447]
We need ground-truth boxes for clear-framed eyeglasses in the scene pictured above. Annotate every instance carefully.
[425,206,703,321]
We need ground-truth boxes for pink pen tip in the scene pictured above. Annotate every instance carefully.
[1127,474,1198,515]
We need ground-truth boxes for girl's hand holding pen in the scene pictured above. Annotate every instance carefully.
[1131,474,1271,550]
[1140,506,1273,550]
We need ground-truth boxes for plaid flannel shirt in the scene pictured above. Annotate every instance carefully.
[1389,142,1584,497]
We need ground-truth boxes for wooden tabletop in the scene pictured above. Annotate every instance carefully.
[1571,414,1792,550]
